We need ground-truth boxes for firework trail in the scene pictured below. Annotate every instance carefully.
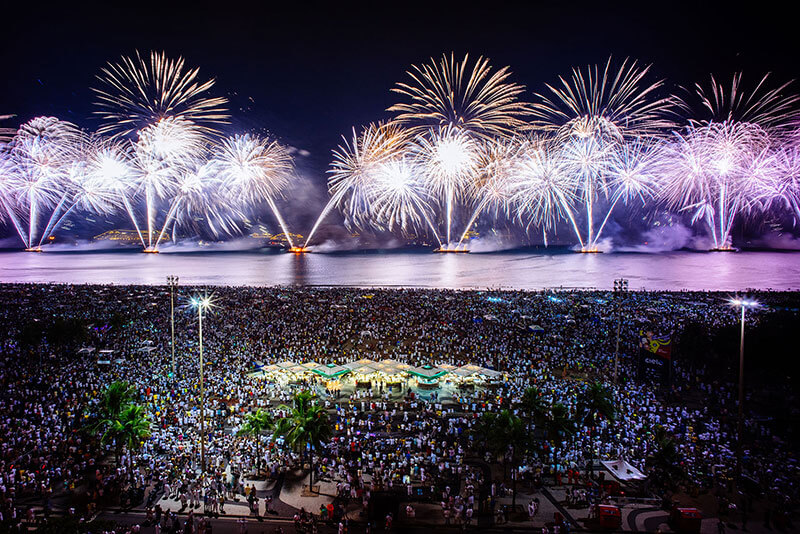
[531,57,677,250]
[129,120,192,250]
[661,73,800,248]
[659,122,770,249]
[411,125,480,246]
[310,122,432,246]
[3,117,84,249]
[0,114,15,143]
[531,57,678,140]
[85,139,146,245]
[153,162,241,249]
[389,53,532,140]
[213,134,294,247]
[694,73,800,135]
[456,138,521,246]
[592,139,660,243]
[752,145,800,224]
[509,136,583,246]
[93,50,229,138]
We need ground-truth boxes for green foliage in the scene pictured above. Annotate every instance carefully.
[520,386,548,427]
[274,391,332,453]
[646,425,686,490]
[545,402,575,442]
[274,391,332,487]
[577,381,616,424]
[472,409,527,458]
[85,381,150,478]
[238,408,275,473]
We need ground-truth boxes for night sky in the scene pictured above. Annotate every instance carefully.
[1,1,797,188]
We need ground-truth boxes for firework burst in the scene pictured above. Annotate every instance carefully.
[390,53,532,139]
[411,125,480,245]
[93,50,229,137]
[693,73,800,134]
[213,134,294,246]
[531,57,678,141]
[659,122,769,248]
[510,137,582,244]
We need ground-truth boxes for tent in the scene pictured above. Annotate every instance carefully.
[407,365,448,379]
[344,358,378,371]
[601,460,646,481]
[528,324,545,333]
[312,364,351,379]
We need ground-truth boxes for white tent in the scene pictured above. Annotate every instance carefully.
[601,460,646,481]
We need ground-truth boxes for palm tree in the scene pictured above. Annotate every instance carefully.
[237,408,275,476]
[90,381,137,467]
[646,425,685,490]
[110,404,151,484]
[577,381,616,478]
[274,391,332,492]
[520,386,548,434]
[545,402,575,443]
[100,381,137,420]
[495,409,527,508]
[473,410,527,508]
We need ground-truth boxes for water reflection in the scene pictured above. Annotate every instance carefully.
[0,250,799,291]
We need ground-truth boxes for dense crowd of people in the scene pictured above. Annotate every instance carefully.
[0,283,797,531]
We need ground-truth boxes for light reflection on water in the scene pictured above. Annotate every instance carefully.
[0,249,799,290]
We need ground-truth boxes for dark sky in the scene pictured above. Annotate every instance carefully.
[1,0,797,183]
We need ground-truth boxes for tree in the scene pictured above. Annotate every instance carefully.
[646,425,686,490]
[110,404,151,484]
[577,381,616,478]
[99,381,137,421]
[89,381,138,467]
[274,391,332,492]
[520,386,548,433]
[545,402,575,443]
[237,408,275,476]
[472,409,527,508]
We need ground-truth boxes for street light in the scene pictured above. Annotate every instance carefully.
[613,278,629,384]
[190,293,215,478]
[729,297,759,480]
[166,275,179,378]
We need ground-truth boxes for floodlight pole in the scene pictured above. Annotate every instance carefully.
[613,278,628,385]
[167,275,179,378]
[737,303,745,480]
[198,302,206,477]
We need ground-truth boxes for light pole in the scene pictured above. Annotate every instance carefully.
[613,278,629,385]
[729,297,759,480]
[166,275,179,378]
[191,294,214,477]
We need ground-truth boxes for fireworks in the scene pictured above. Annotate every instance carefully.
[213,134,295,246]
[509,137,581,242]
[389,53,532,140]
[318,122,432,242]
[3,51,800,252]
[693,73,800,134]
[659,122,770,249]
[93,50,229,138]
[0,114,15,143]
[531,57,678,141]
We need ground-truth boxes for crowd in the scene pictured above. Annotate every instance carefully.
[0,283,797,531]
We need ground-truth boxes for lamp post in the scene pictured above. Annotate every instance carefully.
[191,294,213,477]
[166,276,179,378]
[613,278,629,385]
[729,297,758,480]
